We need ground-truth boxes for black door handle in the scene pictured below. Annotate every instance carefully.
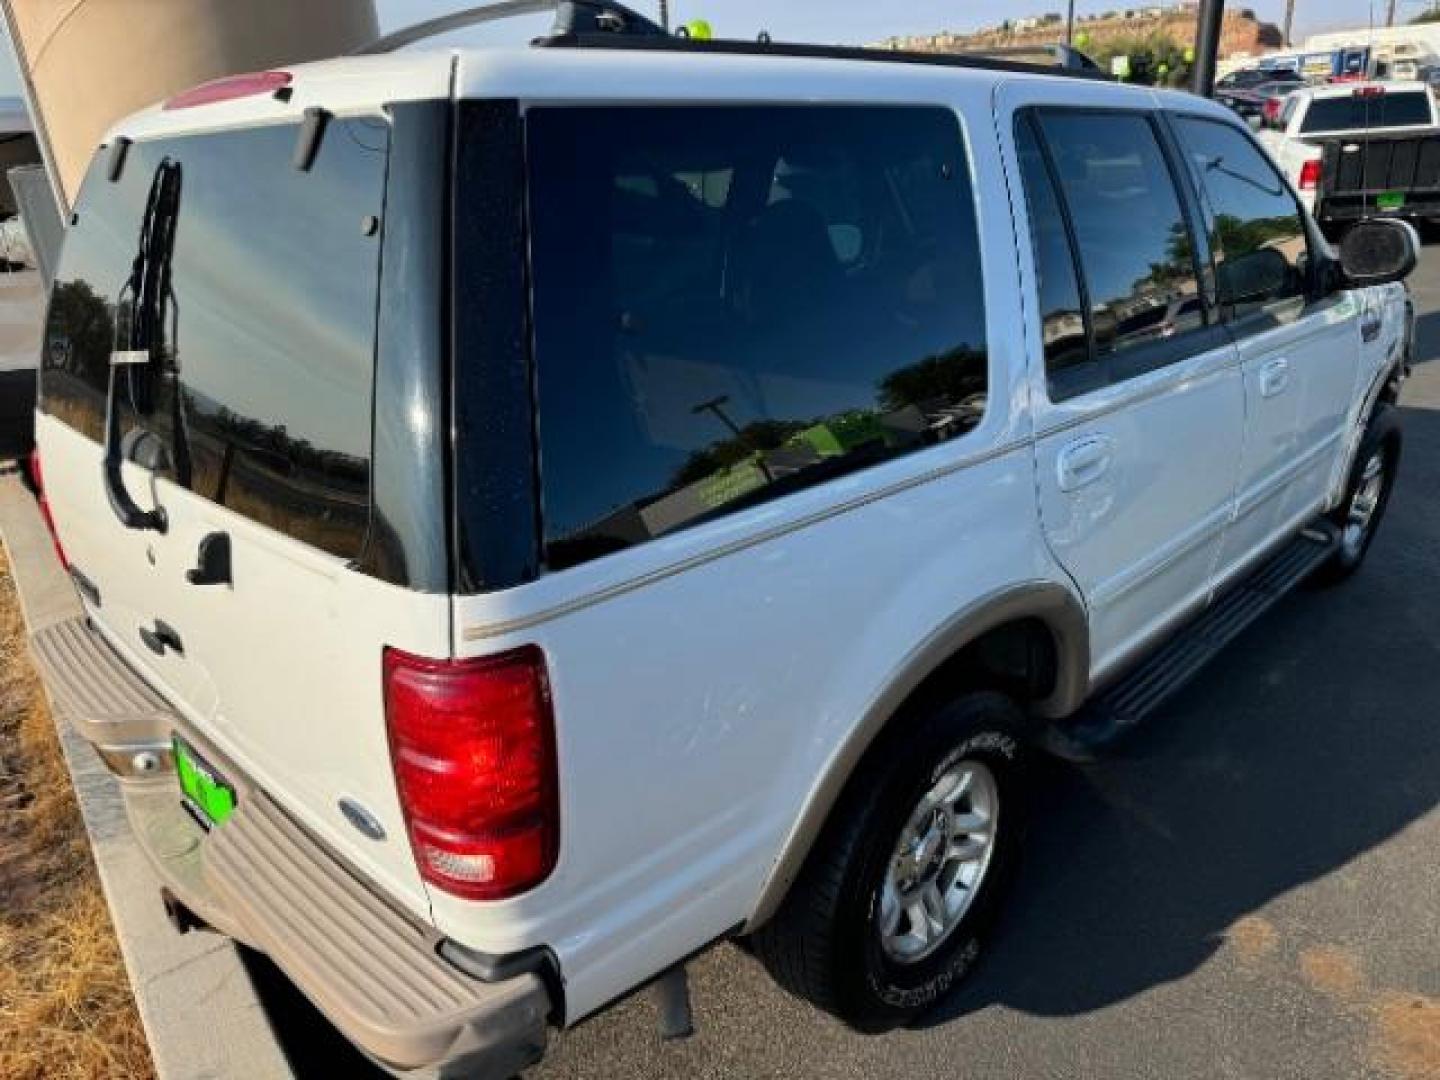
[139,619,184,657]
[186,532,231,586]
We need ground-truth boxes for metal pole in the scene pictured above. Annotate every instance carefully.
[1385,0,1397,26]
[1066,0,1075,45]
[1283,0,1296,46]
[1192,0,1224,97]
[658,0,669,31]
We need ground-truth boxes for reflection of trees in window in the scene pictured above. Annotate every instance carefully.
[879,345,987,415]
[1213,212,1301,258]
[41,280,117,439]
[665,344,987,512]
[45,280,114,381]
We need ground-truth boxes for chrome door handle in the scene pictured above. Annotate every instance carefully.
[1057,436,1114,492]
[1259,357,1291,398]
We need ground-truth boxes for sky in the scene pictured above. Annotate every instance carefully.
[0,0,1398,99]
[375,0,1387,48]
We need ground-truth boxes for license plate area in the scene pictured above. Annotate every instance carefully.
[173,736,235,829]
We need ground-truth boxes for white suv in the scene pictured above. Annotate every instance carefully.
[26,4,1416,1077]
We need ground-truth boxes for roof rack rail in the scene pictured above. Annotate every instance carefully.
[968,44,1102,71]
[353,0,663,56]
[534,33,1114,81]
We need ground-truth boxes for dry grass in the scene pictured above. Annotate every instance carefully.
[0,546,154,1080]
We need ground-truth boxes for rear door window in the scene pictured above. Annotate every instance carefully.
[43,118,388,559]
[1030,109,1207,385]
[522,105,988,571]
[1014,114,1098,399]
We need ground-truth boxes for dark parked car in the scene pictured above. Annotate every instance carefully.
[1216,67,1303,92]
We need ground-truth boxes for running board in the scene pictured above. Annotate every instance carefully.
[1044,522,1340,760]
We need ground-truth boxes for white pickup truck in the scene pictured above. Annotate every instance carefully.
[24,3,1419,1077]
[1257,81,1440,233]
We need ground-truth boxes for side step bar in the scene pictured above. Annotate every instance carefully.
[1045,523,1340,759]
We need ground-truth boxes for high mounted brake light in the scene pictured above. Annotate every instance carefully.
[384,646,559,901]
[1353,85,1386,98]
[164,71,292,110]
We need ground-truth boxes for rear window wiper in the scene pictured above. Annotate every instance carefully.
[102,157,185,533]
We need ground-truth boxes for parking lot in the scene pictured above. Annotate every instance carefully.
[248,246,1440,1080]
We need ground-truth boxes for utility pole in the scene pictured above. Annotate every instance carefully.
[1066,0,1076,44]
[658,0,670,31]
[1282,0,1296,46]
[1192,0,1224,97]
[1385,0,1397,26]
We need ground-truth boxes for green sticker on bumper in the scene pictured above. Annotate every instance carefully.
[174,737,235,827]
[1376,191,1406,212]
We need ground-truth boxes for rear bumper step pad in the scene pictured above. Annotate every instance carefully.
[123,769,550,1077]
[29,616,174,753]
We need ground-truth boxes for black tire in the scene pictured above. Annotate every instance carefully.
[1313,406,1401,587]
[751,692,1030,1032]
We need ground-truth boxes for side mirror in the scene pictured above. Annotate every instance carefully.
[1338,218,1419,287]
[1218,247,1293,305]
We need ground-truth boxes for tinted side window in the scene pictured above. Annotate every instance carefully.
[1036,111,1204,371]
[524,106,988,571]
[1172,117,1309,321]
[1015,115,1097,399]
[43,120,388,559]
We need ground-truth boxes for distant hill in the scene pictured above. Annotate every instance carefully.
[879,6,1283,61]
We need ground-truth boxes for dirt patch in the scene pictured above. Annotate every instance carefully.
[1226,915,1279,965]
[0,546,154,1079]
[1372,992,1440,1080]
[1299,945,1365,1003]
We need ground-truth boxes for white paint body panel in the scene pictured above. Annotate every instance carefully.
[36,413,446,922]
[35,48,1408,1032]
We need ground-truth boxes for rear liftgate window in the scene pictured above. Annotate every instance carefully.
[520,106,989,571]
[42,118,389,559]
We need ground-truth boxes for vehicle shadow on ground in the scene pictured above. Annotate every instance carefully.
[920,397,1440,1028]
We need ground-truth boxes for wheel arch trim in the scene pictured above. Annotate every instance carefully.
[744,579,1088,931]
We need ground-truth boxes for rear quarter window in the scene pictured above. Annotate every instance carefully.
[517,105,988,571]
[42,118,388,559]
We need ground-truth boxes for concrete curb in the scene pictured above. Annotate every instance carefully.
[0,466,297,1080]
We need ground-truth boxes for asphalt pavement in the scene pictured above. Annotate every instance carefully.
[261,249,1440,1080]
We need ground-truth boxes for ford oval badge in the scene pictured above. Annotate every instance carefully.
[339,797,386,841]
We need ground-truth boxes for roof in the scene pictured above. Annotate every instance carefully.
[104,42,1220,146]
[1299,79,1430,100]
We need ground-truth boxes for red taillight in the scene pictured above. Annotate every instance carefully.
[164,71,292,111]
[1353,84,1386,98]
[27,448,67,571]
[384,646,558,901]
[1299,159,1322,191]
